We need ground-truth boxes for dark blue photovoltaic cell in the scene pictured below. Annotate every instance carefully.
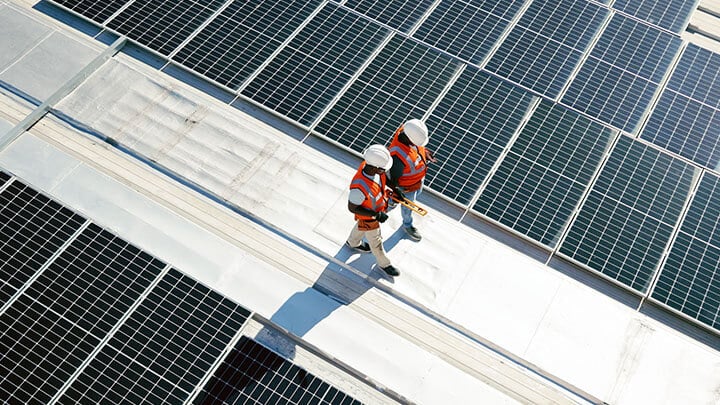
[242,4,389,126]
[0,180,86,307]
[50,0,130,24]
[612,0,698,33]
[424,67,534,204]
[194,337,362,405]
[59,269,250,404]
[413,0,522,63]
[652,173,720,331]
[0,223,164,403]
[666,44,720,109]
[486,0,607,98]
[315,36,458,152]
[561,15,682,132]
[174,0,323,89]
[344,0,434,32]
[474,101,614,247]
[0,171,9,186]
[0,294,100,403]
[640,44,720,170]
[641,91,720,170]
[107,0,226,56]
[559,136,697,292]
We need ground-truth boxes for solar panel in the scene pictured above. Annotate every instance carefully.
[49,0,131,24]
[344,0,434,32]
[612,0,698,33]
[651,173,720,330]
[640,44,720,170]
[474,101,615,247]
[485,0,608,98]
[558,136,698,292]
[412,0,523,64]
[173,0,323,90]
[561,14,682,133]
[242,3,390,126]
[59,269,250,404]
[107,0,226,56]
[315,35,458,152]
[0,179,86,307]
[0,223,164,403]
[423,66,534,204]
[194,336,362,405]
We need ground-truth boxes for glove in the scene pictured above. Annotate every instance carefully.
[392,188,405,201]
[375,211,389,223]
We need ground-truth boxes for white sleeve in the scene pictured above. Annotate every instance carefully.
[348,188,366,205]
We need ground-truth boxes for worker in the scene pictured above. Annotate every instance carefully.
[346,144,400,277]
[387,119,436,241]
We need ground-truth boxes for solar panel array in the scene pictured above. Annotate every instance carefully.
[46,0,719,332]
[0,173,364,403]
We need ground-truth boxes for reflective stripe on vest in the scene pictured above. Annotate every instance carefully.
[350,162,387,220]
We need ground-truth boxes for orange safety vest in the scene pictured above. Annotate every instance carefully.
[389,126,427,192]
[350,162,388,221]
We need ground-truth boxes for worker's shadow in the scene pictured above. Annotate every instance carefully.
[197,241,398,402]
[255,240,395,360]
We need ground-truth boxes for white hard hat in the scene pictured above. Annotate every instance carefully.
[363,144,392,170]
[403,119,429,146]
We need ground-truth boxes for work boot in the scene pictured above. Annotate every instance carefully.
[404,226,422,241]
[346,241,371,253]
[380,264,400,277]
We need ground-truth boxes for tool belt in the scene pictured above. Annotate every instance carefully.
[357,218,380,231]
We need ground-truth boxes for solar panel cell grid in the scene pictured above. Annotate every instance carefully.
[0,294,101,403]
[195,336,362,404]
[174,0,323,90]
[612,0,698,33]
[424,67,534,204]
[107,0,226,56]
[49,0,131,24]
[343,0,435,32]
[0,180,86,306]
[242,3,389,126]
[24,223,165,338]
[561,15,682,132]
[474,101,614,247]
[412,0,522,63]
[62,269,250,403]
[485,0,607,98]
[316,35,458,152]
[667,44,720,108]
[559,137,697,291]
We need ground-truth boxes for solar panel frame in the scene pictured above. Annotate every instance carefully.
[558,136,698,292]
[194,336,362,405]
[0,223,165,403]
[314,34,459,153]
[650,172,720,331]
[343,0,435,33]
[49,0,131,24]
[173,0,324,90]
[60,269,250,403]
[423,66,536,204]
[640,44,720,171]
[242,3,390,126]
[106,0,227,56]
[474,101,616,247]
[485,0,608,98]
[412,0,524,64]
[0,180,87,307]
[611,0,699,33]
[561,14,682,133]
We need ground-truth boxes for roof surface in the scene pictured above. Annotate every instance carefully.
[1,1,719,404]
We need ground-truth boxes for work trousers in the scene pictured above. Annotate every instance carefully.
[347,222,391,268]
